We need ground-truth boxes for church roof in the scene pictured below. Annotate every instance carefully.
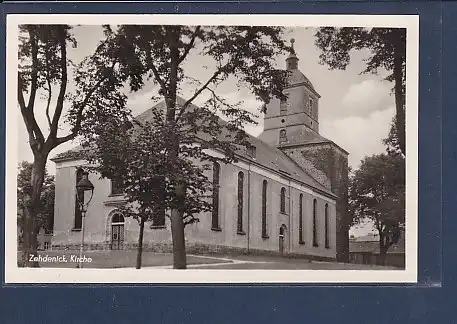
[52,97,336,198]
[286,69,319,96]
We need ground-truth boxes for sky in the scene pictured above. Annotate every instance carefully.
[17,25,395,236]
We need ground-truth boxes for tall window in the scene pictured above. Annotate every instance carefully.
[151,208,166,228]
[325,203,330,248]
[313,199,318,247]
[151,177,166,228]
[280,98,287,115]
[299,194,304,243]
[237,172,244,233]
[280,187,286,213]
[261,180,268,238]
[73,168,84,230]
[279,129,287,144]
[212,163,221,230]
[110,177,123,195]
[309,98,314,115]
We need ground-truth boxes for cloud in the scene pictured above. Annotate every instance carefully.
[320,106,395,169]
[341,79,394,117]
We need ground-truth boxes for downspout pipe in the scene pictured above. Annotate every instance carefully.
[288,178,291,255]
[247,164,251,254]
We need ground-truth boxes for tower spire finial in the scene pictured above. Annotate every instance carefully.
[286,38,299,70]
[290,38,295,53]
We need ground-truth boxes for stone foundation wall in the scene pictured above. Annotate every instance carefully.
[51,241,336,262]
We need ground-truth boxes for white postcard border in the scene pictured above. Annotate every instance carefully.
[4,14,419,284]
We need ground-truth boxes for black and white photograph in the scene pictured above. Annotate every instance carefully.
[5,14,418,283]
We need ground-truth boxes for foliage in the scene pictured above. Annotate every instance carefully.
[383,116,403,157]
[81,25,290,268]
[314,27,406,155]
[17,24,132,266]
[17,161,55,238]
[349,153,405,256]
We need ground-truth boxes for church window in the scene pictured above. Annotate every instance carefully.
[247,144,256,159]
[262,180,268,238]
[151,207,166,228]
[151,177,166,228]
[280,187,286,213]
[325,203,330,248]
[279,129,287,144]
[280,98,287,115]
[110,177,123,196]
[237,171,244,233]
[73,168,84,230]
[309,98,314,115]
[299,194,304,244]
[313,199,318,247]
[211,163,221,230]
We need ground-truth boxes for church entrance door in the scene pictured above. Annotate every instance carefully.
[279,224,287,256]
[111,213,125,250]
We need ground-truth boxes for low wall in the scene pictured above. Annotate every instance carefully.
[51,241,337,263]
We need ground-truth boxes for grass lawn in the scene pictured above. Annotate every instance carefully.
[20,250,231,269]
[18,250,403,270]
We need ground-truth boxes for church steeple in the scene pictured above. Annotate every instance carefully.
[286,38,299,71]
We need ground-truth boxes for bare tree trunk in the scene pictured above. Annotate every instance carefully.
[21,154,47,267]
[378,233,391,266]
[136,217,145,269]
[393,36,406,156]
[170,184,187,269]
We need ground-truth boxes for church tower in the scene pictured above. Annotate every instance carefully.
[260,39,324,147]
[259,39,351,262]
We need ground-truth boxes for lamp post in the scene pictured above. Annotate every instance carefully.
[76,171,94,269]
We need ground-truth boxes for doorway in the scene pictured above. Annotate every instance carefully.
[111,213,125,250]
[279,224,287,256]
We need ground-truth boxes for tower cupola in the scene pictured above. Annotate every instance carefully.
[286,38,299,71]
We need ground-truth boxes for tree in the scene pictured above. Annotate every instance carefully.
[17,161,55,247]
[17,25,131,266]
[349,153,405,265]
[314,27,406,155]
[80,25,290,269]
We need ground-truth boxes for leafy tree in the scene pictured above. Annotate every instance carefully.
[383,116,403,156]
[314,27,406,155]
[349,153,405,265]
[17,161,55,246]
[81,25,290,269]
[17,25,130,266]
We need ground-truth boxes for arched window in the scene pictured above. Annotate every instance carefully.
[73,168,84,230]
[237,172,244,233]
[279,129,287,144]
[212,163,221,230]
[151,177,166,228]
[280,187,286,213]
[110,177,123,196]
[280,98,287,115]
[313,199,318,247]
[325,203,330,248]
[261,180,268,238]
[299,194,304,244]
[111,213,125,224]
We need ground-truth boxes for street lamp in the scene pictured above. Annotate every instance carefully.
[76,171,94,269]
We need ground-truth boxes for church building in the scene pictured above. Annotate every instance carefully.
[51,40,350,262]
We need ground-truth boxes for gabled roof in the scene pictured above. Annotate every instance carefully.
[52,97,336,198]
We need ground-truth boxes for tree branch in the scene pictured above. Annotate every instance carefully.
[44,53,52,129]
[26,27,39,111]
[49,27,68,139]
[177,26,200,65]
[18,79,39,154]
[176,69,222,122]
[54,62,115,147]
